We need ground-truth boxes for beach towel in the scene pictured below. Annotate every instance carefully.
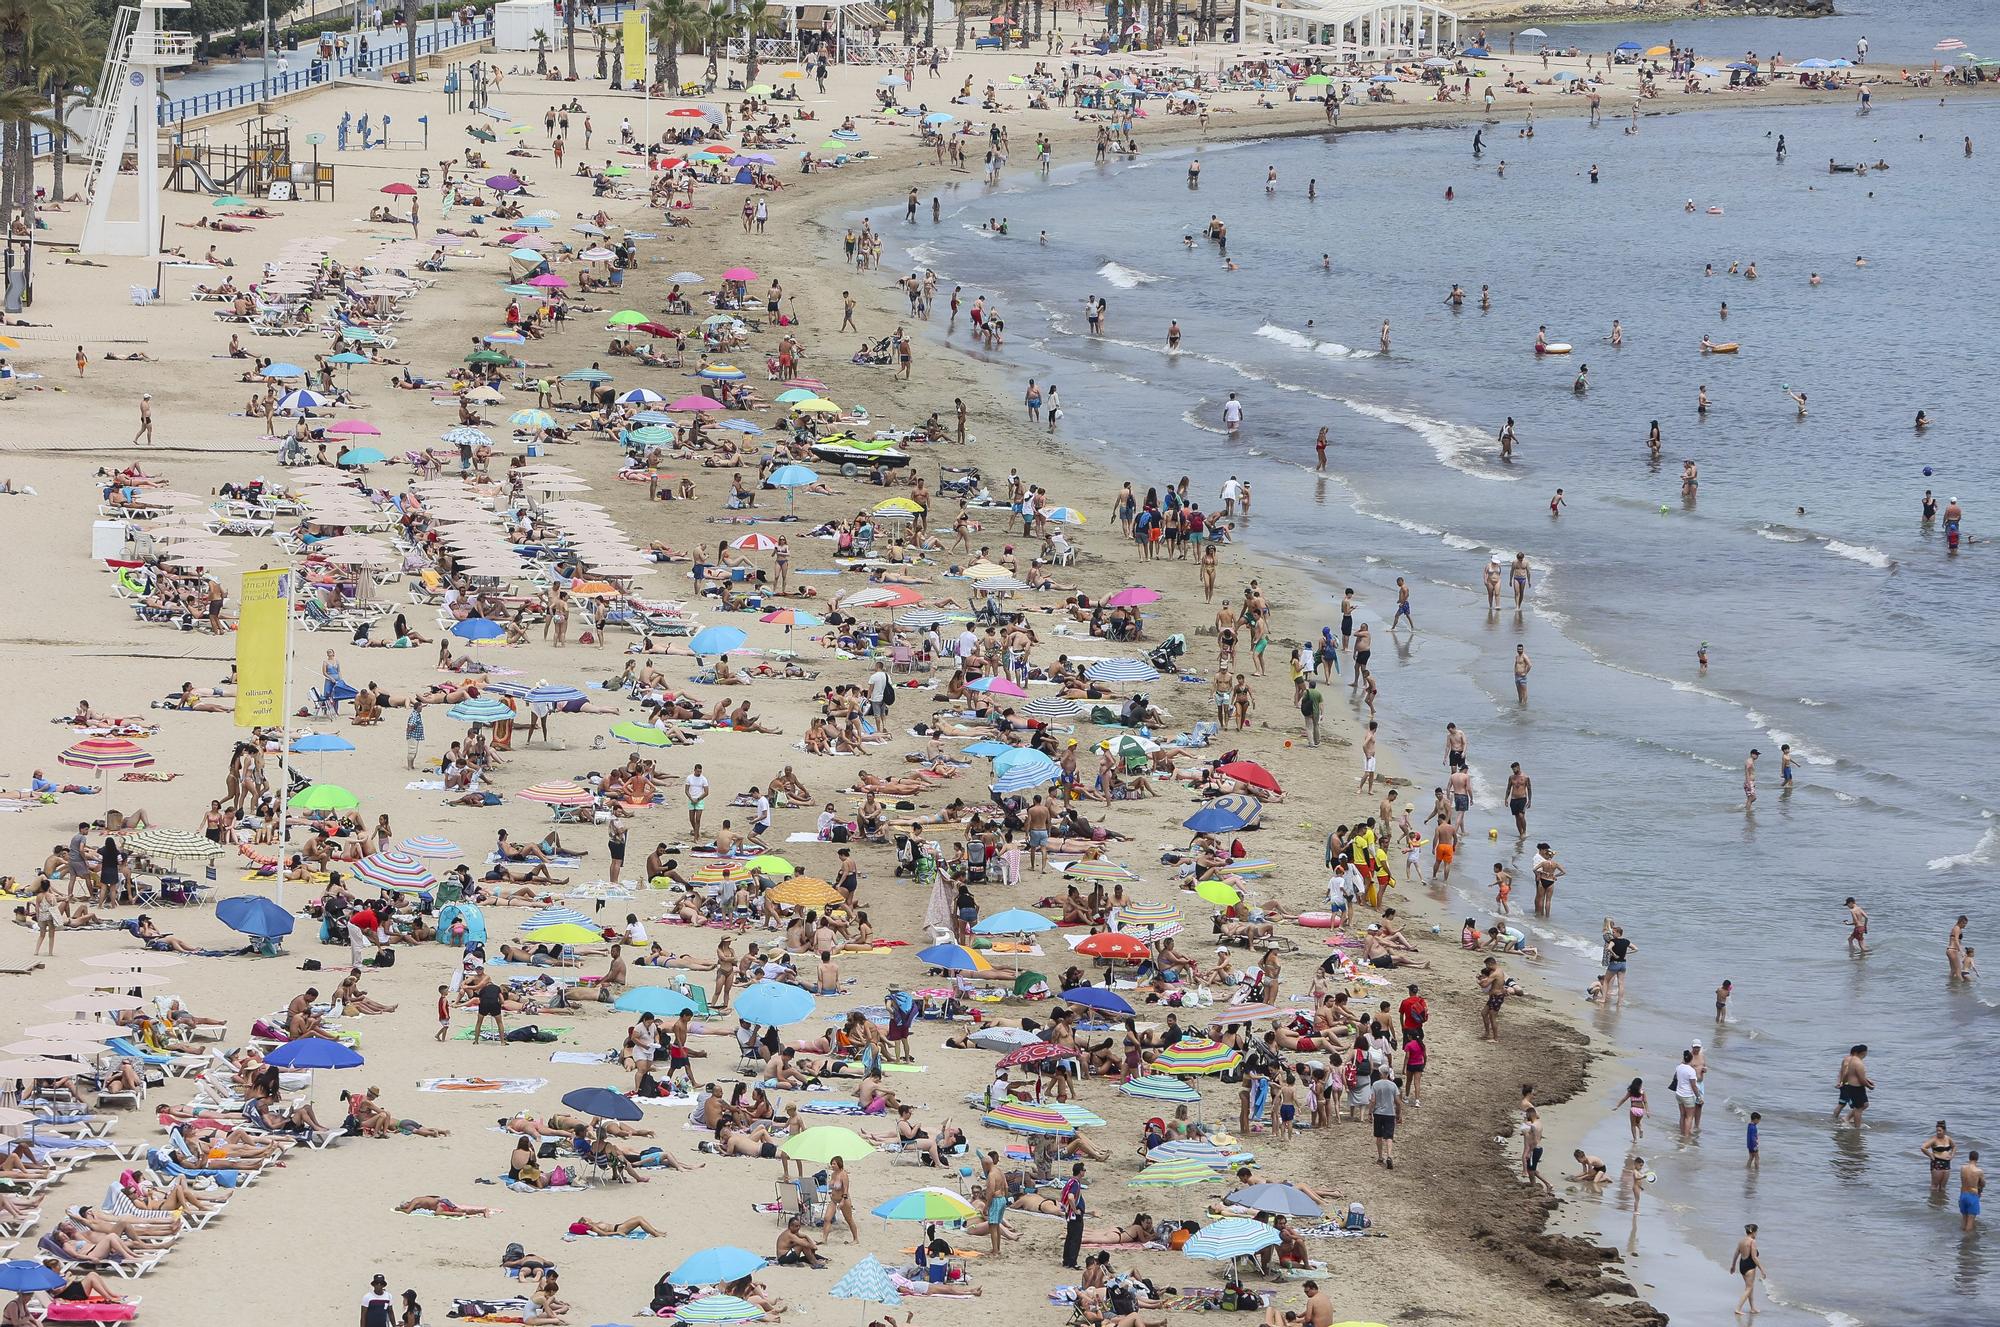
[548,1051,614,1066]
[418,1077,548,1094]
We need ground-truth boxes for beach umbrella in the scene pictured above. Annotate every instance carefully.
[717,419,763,435]
[57,737,153,769]
[758,609,823,629]
[292,734,355,755]
[277,388,327,412]
[351,851,438,893]
[290,784,359,811]
[973,908,1055,935]
[1061,860,1137,881]
[669,1248,768,1287]
[790,399,840,415]
[967,677,1027,698]
[528,274,568,289]
[779,1125,874,1164]
[215,894,296,938]
[670,270,705,283]
[720,266,758,282]
[522,906,592,931]
[43,993,147,1015]
[561,1085,643,1121]
[525,923,604,947]
[1155,1036,1241,1076]
[1075,932,1149,961]
[1225,1183,1324,1219]
[67,970,172,990]
[75,954,183,972]
[260,362,306,378]
[123,828,222,860]
[264,1036,363,1070]
[446,696,514,724]
[1104,586,1161,608]
[617,387,665,405]
[614,988,702,1017]
[0,1262,67,1293]
[511,409,557,429]
[731,533,780,552]
[837,585,921,611]
[517,782,595,807]
[1149,1138,1250,1167]
[691,861,755,884]
[774,388,821,405]
[559,368,613,384]
[734,981,814,1027]
[20,1022,123,1041]
[768,877,841,908]
[380,182,416,196]
[670,394,725,412]
[1185,1217,1281,1261]
[916,943,992,973]
[483,331,527,346]
[1061,986,1135,1017]
[339,448,386,466]
[983,1101,1075,1136]
[828,1256,900,1309]
[1369,73,1397,82]
[1085,658,1159,683]
[512,216,552,229]
[1129,1158,1216,1188]
[1216,760,1281,794]
[871,1188,976,1222]
[1113,901,1183,940]
[451,619,508,642]
[401,834,461,859]
[962,741,1012,758]
[465,349,512,366]
[610,720,675,748]
[1196,879,1242,907]
[1462,46,1489,57]
[626,425,676,446]
[675,1296,765,1323]
[689,625,747,656]
[1183,804,1249,834]
[698,365,748,381]
[1517,26,1546,35]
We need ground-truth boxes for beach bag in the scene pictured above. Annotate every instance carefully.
[547,1164,570,1187]
[372,947,397,968]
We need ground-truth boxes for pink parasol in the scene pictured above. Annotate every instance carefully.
[1104,586,1162,608]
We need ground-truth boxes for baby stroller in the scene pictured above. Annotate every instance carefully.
[1146,633,1187,672]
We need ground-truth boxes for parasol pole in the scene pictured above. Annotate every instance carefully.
[276,558,296,910]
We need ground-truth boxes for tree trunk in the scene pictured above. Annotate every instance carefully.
[404,0,418,82]
[745,34,757,84]
[50,95,66,201]
[565,1,577,77]
[923,0,933,46]
[1166,0,1176,45]
[954,0,964,49]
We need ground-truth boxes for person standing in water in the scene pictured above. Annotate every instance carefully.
[1833,1044,1873,1126]
[1731,1226,1767,1317]
[1948,915,1970,979]
[1962,1152,1986,1232]
[1743,749,1759,808]
[1923,1121,1958,1193]
[1845,897,1870,955]
[1314,427,1328,471]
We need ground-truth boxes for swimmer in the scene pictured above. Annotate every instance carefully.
[1610,319,1622,347]
[1787,390,1807,418]
[1809,271,1821,285]
[1915,410,1930,430]
[1548,488,1565,517]
[1698,384,1710,415]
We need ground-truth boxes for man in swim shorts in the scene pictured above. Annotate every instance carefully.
[1962,1152,1985,1232]
[1833,1044,1873,1126]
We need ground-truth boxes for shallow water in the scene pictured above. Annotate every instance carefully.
[856,97,2000,1324]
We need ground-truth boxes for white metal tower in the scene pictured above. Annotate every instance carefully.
[79,0,194,257]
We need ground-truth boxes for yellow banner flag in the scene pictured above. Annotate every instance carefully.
[234,567,290,727]
[622,10,648,85]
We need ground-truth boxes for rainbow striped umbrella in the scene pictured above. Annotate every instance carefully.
[981,1100,1076,1136]
[872,1187,977,1222]
[691,860,756,884]
[400,835,462,859]
[57,737,154,770]
[350,851,438,893]
[1113,901,1184,940]
[1222,858,1277,876]
[521,906,593,930]
[516,781,594,807]
[1129,1158,1217,1188]
[1048,1101,1107,1128]
[1147,1138,1251,1167]
[1118,1074,1203,1104]
[1062,860,1139,881]
[1154,1037,1242,1076]
[1206,1003,1288,1025]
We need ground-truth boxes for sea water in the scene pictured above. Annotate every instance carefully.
[861,97,2000,1324]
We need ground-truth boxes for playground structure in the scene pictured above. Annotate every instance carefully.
[168,115,336,199]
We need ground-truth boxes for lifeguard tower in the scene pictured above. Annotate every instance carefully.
[80,0,195,257]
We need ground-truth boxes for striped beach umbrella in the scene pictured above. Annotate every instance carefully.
[1085,657,1160,684]
[982,1100,1076,1136]
[1119,1074,1202,1104]
[916,943,992,973]
[989,753,1060,795]
[1155,1036,1242,1076]
[1062,860,1138,881]
[1207,1003,1288,1025]
[828,1255,901,1309]
[1147,1139,1251,1168]
[350,851,438,893]
[1048,1101,1107,1129]
[675,1295,765,1323]
[122,828,222,860]
[57,737,154,770]
[1184,1217,1282,1260]
[1129,1158,1217,1188]
[521,906,592,931]
[517,781,594,807]
[400,834,462,858]
[691,860,755,883]
[836,585,921,611]
[447,697,514,724]
[995,1042,1073,1071]
[730,533,779,551]
[1113,901,1184,940]
[872,1187,976,1222]
[758,609,824,629]
[894,607,966,629]
[1222,858,1277,877]
[1021,696,1084,719]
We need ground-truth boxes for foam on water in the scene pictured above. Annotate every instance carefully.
[1336,399,1518,482]
[1925,809,1998,871]
[1253,321,1375,359]
[1822,539,1894,569]
[1097,262,1163,289]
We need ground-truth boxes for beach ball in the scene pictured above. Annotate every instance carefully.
[1924,466,1934,476]
[1283,740,1293,748]
[1660,505,1669,513]
[1489,828,1499,839]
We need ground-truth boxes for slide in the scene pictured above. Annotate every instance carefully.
[176,159,228,194]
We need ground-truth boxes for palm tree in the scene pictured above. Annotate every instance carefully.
[531,25,549,72]
[563,0,576,78]
[31,18,93,204]
[740,0,774,85]
[403,0,417,83]
[954,0,965,50]
[649,0,692,91]
[919,0,934,46]
[0,0,69,231]
[699,0,733,89]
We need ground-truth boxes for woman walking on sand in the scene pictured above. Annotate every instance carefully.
[1612,1077,1648,1140]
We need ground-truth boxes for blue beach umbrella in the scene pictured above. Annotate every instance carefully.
[670,1247,769,1287]
[1061,986,1135,1017]
[263,1036,362,1069]
[1727,61,1756,70]
[1614,40,1642,51]
[922,112,955,125]
[0,1262,67,1293]
[328,351,370,366]
[828,1255,901,1308]
[339,447,386,465]
[613,987,702,1017]
[717,419,764,435]
[561,368,613,383]
[963,741,1011,758]
[527,684,587,706]
[1463,45,1489,56]
[561,1086,643,1121]
[766,464,817,486]
[215,894,295,938]
[1183,1217,1281,1261]
[511,216,552,229]
[991,747,1051,774]
[916,943,993,972]
[1369,73,1397,82]
[291,733,356,753]
[276,389,326,412]
[260,362,306,378]
[689,625,747,657]
[451,619,507,642]
[990,754,1060,794]
[1554,70,1579,80]
[734,980,814,1027]
[1182,804,1249,834]
[973,908,1055,935]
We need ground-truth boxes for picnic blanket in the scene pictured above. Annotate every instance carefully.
[418,1076,549,1093]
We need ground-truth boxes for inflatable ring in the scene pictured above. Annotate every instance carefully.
[1297,911,1338,929]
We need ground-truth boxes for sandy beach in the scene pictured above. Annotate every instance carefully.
[4,27,1993,1327]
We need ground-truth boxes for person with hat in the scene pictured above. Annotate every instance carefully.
[361,1275,396,1327]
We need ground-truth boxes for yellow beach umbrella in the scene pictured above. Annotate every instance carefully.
[874,497,922,513]
[525,923,605,945]
[1643,44,1669,56]
[1195,879,1242,906]
[768,876,840,908]
[790,398,839,414]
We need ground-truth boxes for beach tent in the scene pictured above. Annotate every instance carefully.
[437,902,488,946]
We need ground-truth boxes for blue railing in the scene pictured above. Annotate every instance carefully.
[25,16,493,153]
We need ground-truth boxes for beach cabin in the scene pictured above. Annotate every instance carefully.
[437,902,488,947]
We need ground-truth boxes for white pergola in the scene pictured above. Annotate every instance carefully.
[1238,0,1459,56]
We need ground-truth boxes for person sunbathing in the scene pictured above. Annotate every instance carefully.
[172,683,231,713]
[486,863,571,886]
[726,700,782,734]
[69,1205,180,1241]
[396,1194,495,1216]
[335,973,398,1016]
[1083,1214,1159,1246]
[48,1220,149,1264]
[709,1121,783,1159]
[855,771,927,796]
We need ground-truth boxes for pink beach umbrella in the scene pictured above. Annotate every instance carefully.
[326,419,381,436]
[721,267,758,282]
[669,394,724,412]
[528,274,568,288]
[1104,587,1162,608]
[969,678,1028,698]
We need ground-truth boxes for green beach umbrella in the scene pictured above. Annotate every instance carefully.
[610,721,674,747]
[213,194,248,207]
[290,784,359,811]
[777,1125,874,1163]
[607,310,650,325]
[465,349,511,366]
